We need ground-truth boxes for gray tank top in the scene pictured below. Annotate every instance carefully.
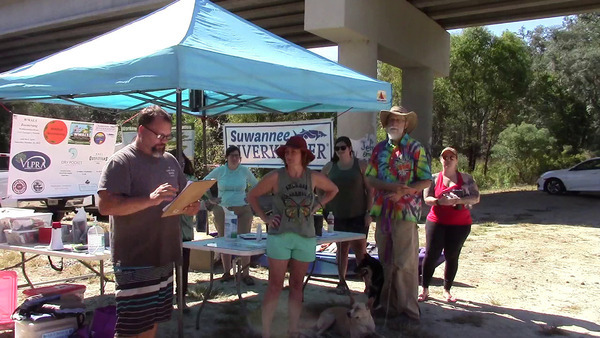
[326,157,367,219]
[270,168,315,237]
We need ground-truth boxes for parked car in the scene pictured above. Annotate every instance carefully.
[537,157,600,194]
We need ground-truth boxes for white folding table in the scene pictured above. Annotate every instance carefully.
[0,243,111,295]
[183,231,365,330]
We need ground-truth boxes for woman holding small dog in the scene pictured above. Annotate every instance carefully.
[248,136,338,338]
[420,147,480,303]
[321,136,372,294]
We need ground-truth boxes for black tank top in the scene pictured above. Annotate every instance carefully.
[326,158,367,219]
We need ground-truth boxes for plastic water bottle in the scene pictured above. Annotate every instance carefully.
[223,208,238,241]
[49,222,64,251]
[87,217,105,254]
[326,212,335,233]
[256,223,263,243]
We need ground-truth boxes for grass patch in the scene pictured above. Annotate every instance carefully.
[486,295,502,306]
[188,284,227,300]
[444,313,485,327]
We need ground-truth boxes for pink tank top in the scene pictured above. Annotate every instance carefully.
[426,171,472,225]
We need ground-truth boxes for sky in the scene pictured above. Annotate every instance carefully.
[310,16,566,62]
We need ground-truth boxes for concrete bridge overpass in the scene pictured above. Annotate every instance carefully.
[1,0,599,147]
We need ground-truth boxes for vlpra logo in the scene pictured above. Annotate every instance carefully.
[12,151,51,172]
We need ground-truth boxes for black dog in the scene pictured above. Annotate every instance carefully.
[354,253,384,309]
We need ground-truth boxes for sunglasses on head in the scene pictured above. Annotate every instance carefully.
[334,145,348,151]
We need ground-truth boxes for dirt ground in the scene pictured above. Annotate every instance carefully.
[2,188,600,337]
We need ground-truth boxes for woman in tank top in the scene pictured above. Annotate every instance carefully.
[419,147,480,303]
[248,136,338,338]
[321,136,373,294]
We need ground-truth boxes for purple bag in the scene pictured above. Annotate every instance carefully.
[90,305,116,338]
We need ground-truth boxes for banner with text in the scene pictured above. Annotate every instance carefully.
[8,114,118,199]
[224,119,333,169]
[121,124,195,160]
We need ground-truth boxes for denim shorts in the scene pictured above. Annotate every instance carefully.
[266,232,316,262]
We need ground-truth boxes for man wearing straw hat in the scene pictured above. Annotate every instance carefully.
[365,105,432,324]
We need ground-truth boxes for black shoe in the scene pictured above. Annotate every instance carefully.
[242,275,255,286]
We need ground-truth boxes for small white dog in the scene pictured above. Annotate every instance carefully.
[316,297,376,338]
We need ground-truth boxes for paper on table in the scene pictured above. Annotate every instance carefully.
[161,180,216,218]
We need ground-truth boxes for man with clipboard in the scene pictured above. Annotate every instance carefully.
[98,105,202,338]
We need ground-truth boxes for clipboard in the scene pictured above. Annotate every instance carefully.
[161,180,216,217]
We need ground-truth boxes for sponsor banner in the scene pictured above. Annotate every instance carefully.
[121,124,195,160]
[224,119,333,169]
[8,114,117,199]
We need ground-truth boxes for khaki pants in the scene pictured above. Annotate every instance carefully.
[213,205,253,236]
[375,218,420,320]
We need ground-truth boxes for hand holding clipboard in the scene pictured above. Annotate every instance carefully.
[161,180,216,217]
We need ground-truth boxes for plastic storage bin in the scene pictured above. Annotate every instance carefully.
[4,229,38,245]
[15,317,78,338]
[23,284,86,302]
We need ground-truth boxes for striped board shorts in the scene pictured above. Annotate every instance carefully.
[114,263,174,336]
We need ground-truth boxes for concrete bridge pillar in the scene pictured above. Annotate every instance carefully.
[305,0,449,152]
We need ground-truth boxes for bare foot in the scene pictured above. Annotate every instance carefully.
[443,289,457,303]
[418,287,429,302]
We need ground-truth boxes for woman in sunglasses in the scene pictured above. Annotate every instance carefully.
[321,136,373,294]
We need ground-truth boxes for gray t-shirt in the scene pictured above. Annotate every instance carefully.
[98,144,187,267]
[269,168,315,237]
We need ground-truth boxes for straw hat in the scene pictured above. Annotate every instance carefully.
[379,106,418,133]
[275,135,315,162]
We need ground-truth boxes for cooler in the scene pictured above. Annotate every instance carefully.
[15,317,78,338]
[0,271,17,330]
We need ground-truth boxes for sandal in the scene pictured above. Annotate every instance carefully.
[242,275,255,286]
[417,292,429,302]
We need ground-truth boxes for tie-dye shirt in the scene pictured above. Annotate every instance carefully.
[366,134,432,222]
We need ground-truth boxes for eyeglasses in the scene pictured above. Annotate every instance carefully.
[334,145,348,151]
[443,155,456,161]
[144,125,172,141]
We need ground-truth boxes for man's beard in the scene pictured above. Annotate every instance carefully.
[151,145,165,158]
[387,129,404,141]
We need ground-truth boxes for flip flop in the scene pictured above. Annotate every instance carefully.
[446,296,457,303]
[417,293,429,302]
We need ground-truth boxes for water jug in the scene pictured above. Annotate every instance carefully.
[223,208,238,241]
[72,207,88,244]
[87,217,104,255]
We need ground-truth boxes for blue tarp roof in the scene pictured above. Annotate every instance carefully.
[0,0,391,115]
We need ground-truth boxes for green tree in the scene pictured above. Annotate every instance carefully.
[527,13,600,151]
[491,123,555,184]
[378,62,402,106]
[435,28,532,172]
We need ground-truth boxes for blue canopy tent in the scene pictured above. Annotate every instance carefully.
[0,0,390,115]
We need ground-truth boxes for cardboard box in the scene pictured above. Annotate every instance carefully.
[188,234,217,272]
